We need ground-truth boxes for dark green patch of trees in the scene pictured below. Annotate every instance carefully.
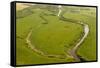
[16,8,34,19]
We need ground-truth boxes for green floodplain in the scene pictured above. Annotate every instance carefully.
[16,3,97,65]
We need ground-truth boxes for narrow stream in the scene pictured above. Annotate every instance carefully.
[58,5,62,16]
[68,23,89,61]
[25,6,90,61]
[57,6,89,61]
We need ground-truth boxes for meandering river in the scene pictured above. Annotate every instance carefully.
[68,23,89,61]
[25,6,89,61]
[57,5,89,61]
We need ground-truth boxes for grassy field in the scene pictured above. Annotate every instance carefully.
[16,3,97,65]
[62,6,96,61]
